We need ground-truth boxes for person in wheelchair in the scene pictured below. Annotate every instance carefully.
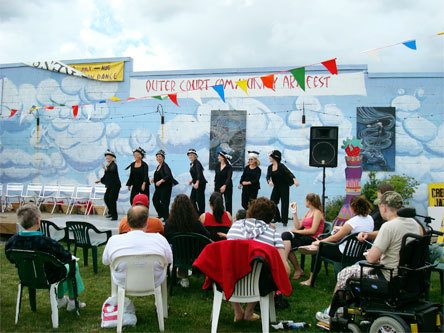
[315,191,424,327]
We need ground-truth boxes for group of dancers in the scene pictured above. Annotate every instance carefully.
[96,147,299,224]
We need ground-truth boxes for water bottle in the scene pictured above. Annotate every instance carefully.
[288,322,310,329]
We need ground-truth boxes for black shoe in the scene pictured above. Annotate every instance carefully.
[283,222,288,227]
[110,217,118,221]
[106,214,112,218]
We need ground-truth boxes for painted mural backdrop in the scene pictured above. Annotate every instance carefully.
[0,60,443,217]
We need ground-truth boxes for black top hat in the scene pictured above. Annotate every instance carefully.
[187,148,198,157]
[156,149,166,158]
[104,149,116,158]
[269,150,282,163]
[133,147,146,158]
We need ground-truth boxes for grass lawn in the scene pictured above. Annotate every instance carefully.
[0,244,442,333]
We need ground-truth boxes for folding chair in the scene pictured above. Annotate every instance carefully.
[21,183,43,206]
[51,185,75,214]
[111,254,168,332]
[67,186,93,215]
[6,249,79,329]
[38,184,59,212]
[89,185,107,215]
[3,183,24,212]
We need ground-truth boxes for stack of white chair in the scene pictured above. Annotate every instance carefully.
[3,183,24,212]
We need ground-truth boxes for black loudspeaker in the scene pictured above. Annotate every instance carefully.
[309,126,338,167]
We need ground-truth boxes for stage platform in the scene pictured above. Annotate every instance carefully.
[0,212,120,237]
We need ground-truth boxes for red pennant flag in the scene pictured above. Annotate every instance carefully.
[126,97,136,101]
[72,105,79,118]
[9,109,18,118]
[168,93,179,106]
[45,105,54,110]
[260,74,275,90]
[321,58,338,75]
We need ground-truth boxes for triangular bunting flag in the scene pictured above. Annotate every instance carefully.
[260,74,275,90]
[110,96,121,102]
[188,90,202,105]
[290,67,306,91]
[9,109,18,118]
[72,105,79,118]
[126,97,136,101]
[438,32,444,35]
[168,93,179,106]
[212,84,225,102]
[321,58,338,75]
[402,40,417,50]
[236,79,249,94]
[152,95,164,100]
[99,100,107,103]
[44,105,54,110]
[82,104,94,120]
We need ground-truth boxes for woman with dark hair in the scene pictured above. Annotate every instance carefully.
[125,147,149,205]
[164,194,210,287]
[187,148,207,215]
[200,192,232,241]
[299,195,374,286]
[151,150,177,221]
[281,193,324,280]
[96,150,121,221]
[214,151,233,215]
[238,150,261,210]
[266,150,299,226]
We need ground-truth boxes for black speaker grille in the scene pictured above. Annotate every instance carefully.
[311,142,336,165]
[309,126,338,168]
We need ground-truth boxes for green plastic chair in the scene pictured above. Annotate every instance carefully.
[40,219,70,251]
[299,221,332,271]
[66,221,111,274]
[168,232,213,296]
[6,249,79,329]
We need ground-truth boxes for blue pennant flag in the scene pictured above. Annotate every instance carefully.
[402,40,417,50]
[212,84,225,102]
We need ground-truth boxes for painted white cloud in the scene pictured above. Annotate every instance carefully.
[403,114,437,142]
[106,123,120,138]
[60,136,107,172]
[283,148,317,172]
[412,183,428,204]
[391,94,420,112]
[396,155,431,183]
[425,123,444,157]
[396,124,423,156]
[160,114,209,151]
[429,157,444,172]
[130,129,157,154]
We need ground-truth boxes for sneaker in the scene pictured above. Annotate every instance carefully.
[316,307,331,325]
[67,299,86,312]
[179,278,189,288]
[57,296,68,309]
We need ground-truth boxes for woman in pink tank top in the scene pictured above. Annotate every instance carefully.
[281,193,325,280]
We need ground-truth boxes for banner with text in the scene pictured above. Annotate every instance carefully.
[71,61,125,82]
[130,71,366,98]
[429,183,444,207]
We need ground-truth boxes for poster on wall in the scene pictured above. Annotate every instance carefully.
[356,106,396,171]
[209,110,246,171]
[429,183,444,207]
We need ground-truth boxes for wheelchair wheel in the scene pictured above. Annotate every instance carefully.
[347,323,361,333]
[369,315,410,333]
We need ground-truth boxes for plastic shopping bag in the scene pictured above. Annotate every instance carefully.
[101,296,137,328]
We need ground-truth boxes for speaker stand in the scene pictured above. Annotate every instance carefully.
[322,166,327,211]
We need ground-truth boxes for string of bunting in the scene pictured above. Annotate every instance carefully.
[4,31,443,119]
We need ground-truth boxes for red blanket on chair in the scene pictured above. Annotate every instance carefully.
[193,239,292,300]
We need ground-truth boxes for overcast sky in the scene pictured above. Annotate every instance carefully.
[0,0,443,73]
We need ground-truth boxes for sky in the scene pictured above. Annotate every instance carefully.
[0,0,443,73]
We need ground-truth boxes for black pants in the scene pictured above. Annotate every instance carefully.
[153,185,172,220]
[190,183,206,215]
[241,187,259,210]
[217,186,232,215]
[104,186,120,219]
[270,185,290,224]
[129,183,149,205]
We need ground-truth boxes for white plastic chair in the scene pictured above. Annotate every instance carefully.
[4,183,24,212]
[21,183,43,206]
[110,254,168,333]
[89,185,107,215]
[211,261,276,333]
[68,186,93,215]
[51,185,75,214]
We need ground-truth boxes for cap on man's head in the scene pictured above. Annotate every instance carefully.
[133,193,149,208]
[374,191,403,209]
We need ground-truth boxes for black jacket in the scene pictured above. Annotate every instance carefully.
[190,159,207,184]
[126,161,149,187]
[100,161,121,188]
[240,165,261,190]
[266,163,295,187]
[154,162,178,187]
[214,163,233,190]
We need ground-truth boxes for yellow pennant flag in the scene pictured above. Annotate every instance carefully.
[110,96,121,102]
[437,31,444,35]
[236,79,249,95]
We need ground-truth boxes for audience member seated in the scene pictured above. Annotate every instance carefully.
[370,183,394,231]
[199,192,232,241]
[103,205,172,288]
[227,197,290,322]
[299,195,374,286]
[235,209,247,220]
[281,193,325,280]
[164,194,211,287]
[5,204,86,311]
[315,191,423,326]
[118,194,164,235]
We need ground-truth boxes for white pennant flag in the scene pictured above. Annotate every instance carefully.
[82,104,94,120]
[187,90,203,105]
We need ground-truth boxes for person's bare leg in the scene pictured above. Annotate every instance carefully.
[284,240,304,279]
[300,272,313,286]
[232,303,244,322]
[243,302,259,320]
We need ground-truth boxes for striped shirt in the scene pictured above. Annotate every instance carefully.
[227,218,284,249]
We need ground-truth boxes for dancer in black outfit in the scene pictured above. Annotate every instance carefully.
[125,147,149,205]
[238,150,261,210]
[151,150,177,220]
[266,150,299,226]
[187,148,207,215]
[96,150,121,220]
[214,151,233,215]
